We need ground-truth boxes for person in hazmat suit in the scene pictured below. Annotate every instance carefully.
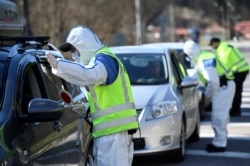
[183,40,235,152]
[210,37,250,117]
[46,25,139,166]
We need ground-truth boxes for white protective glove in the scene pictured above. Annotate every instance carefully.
[197,82,213,97]
[46,52,58,69]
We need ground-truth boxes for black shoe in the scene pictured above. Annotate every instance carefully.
[205,144,226,152]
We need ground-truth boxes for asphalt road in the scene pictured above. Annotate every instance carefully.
[132,44,250,166]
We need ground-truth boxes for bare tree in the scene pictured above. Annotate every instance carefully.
[13,0,249,45]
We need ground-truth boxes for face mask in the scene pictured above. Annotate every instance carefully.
[72,51,80,62]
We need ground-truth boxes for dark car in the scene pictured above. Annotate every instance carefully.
[0,2,93,165]
[0,36,93,165]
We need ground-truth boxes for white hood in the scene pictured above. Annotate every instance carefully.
[66,26,104,65]
[132,84,170,108]
[183,40,200,61]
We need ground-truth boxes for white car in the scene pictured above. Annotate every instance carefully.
[142,42,211,119]
[110,45,200,162]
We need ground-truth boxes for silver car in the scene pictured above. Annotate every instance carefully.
[142,42,211,119]
[110,45,200,162]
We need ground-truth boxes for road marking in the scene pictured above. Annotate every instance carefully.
[200,122,250,137]
[241,104,250,109]
[200,135,250,140]
[204,111,250,116]
[186,149,250,159]
[186,150,250,159]
[201,121,250,126]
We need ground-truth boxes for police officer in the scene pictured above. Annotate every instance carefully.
[183,40,235,152]
[46,25,139,166]
[210,37,250,116]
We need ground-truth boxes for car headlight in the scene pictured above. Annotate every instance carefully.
[146,101,177,120]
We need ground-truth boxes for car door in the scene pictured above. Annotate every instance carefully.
[14,55,68,165]
[170,52,198,136]
[14,54,83,165]
[37,60,87,165]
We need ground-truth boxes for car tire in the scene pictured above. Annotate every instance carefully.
[85,142,94,166]
[4,155,23,166]
[174,120,186,162]
[199,94,206,121]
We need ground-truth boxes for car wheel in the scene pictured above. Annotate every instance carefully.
[0,160,7,166]
[86,154,94,166]
[174,120,186,162]
[199,94,206,121]
[85,142,94,166]
[4,155,23,166]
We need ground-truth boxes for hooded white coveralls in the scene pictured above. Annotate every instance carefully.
[184,40,235,148]
[47,26,134,166]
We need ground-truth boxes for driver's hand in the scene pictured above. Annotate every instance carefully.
[46,52,58,69]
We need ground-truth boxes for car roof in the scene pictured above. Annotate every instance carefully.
[143,42,213,52]
[0,36,64,59]
[110,45,170,54]
[200,45,213,51]
[142,42,185,50]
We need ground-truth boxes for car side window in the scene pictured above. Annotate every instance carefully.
[39,63,67,100]
[18,57,82,116]
[19,59,67,115]
[170,53,184,84]
[39,62,79,100]
[20,61,43,115]
[0,63,7,110]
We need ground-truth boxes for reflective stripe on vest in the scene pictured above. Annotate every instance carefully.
[229,47,249,72]
[217,42,249,73]
[214,52,234,79]
[94,116,138,131]
[91,102,135,119]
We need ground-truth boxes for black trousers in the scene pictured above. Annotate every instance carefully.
[230,70,249,115]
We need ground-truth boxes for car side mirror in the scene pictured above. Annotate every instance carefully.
[21,98,64,122]
[180,76,198,89]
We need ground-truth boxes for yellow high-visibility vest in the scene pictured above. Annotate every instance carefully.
[88,47,139,138]
[215,41,250,73]
[197,50,233,84]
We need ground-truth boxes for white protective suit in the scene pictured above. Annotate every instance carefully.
[46,26,134,166]
[183,40,235,148]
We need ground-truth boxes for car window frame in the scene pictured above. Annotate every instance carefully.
[16,56,45,116]
[0,62,8,110]
[170,52,186,84]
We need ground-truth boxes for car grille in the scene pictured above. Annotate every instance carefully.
[133,138,145,150]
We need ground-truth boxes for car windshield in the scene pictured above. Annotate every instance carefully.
[117,53,168,85]
[0,62,7,110]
